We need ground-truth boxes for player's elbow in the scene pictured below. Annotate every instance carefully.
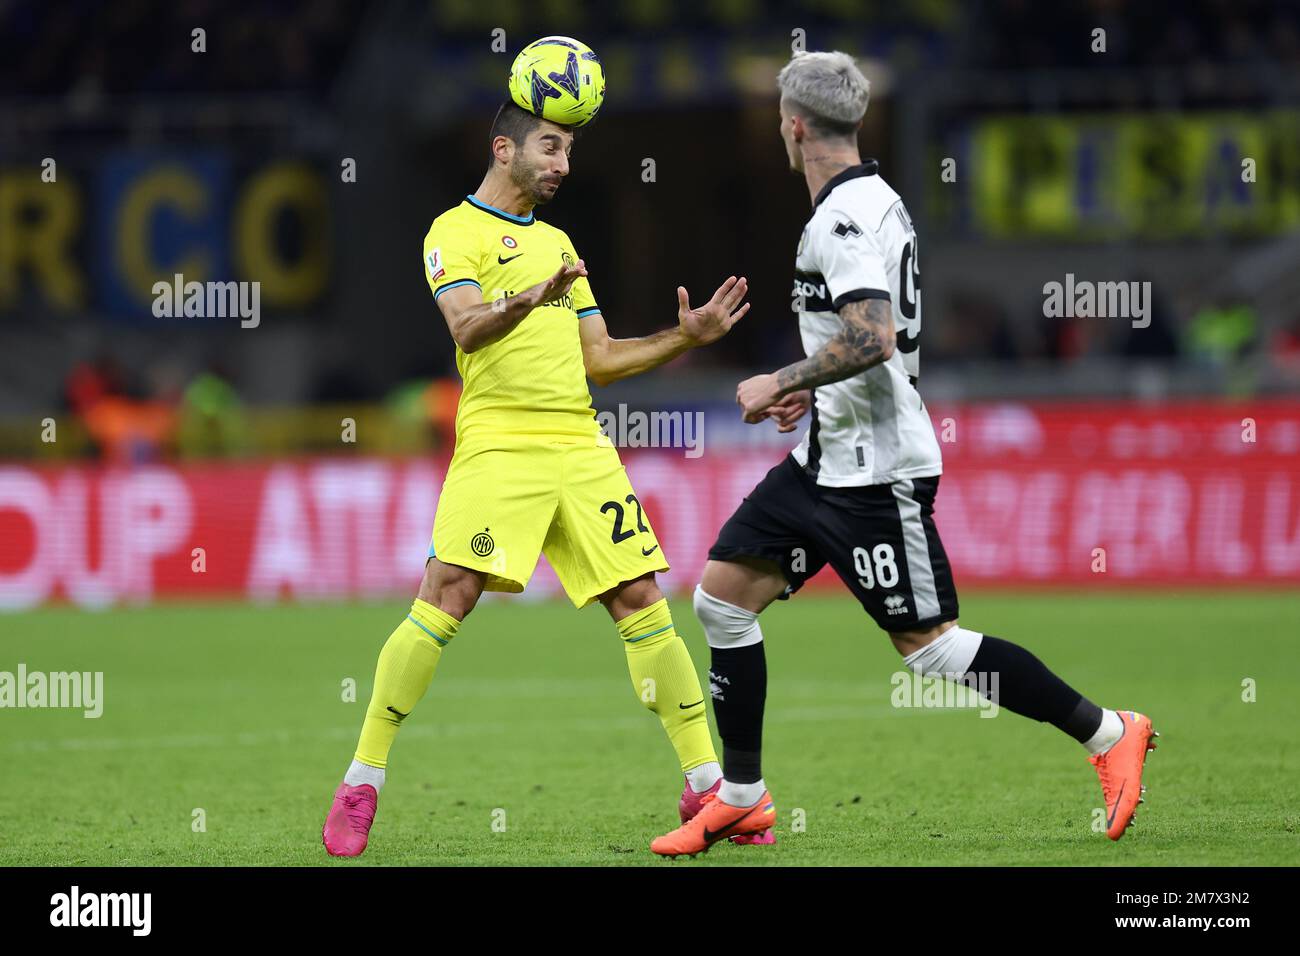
[582,347,617,386]
[587,365,616,387]
[452,322,484,354]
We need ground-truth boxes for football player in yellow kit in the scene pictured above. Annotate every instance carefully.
[323,102,750,856]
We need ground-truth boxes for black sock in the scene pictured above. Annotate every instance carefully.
[709,643,766,784]
[965,635,1103,743]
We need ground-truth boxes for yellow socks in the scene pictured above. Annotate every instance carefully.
[354,599,459,770]
[352,597,716,782]
[617,598,718,773]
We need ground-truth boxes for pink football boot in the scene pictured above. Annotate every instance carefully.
[322,782,378,857]
[679,777,776,844]
[679,777,722,823]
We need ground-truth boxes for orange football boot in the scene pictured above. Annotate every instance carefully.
[1089,710,1158,841]
[651,791,776,857]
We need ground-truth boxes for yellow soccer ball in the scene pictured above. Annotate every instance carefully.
[508,36,606,128]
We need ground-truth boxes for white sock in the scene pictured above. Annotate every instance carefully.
[344,759,386,790]
[719,779,766,807]
[1084,709,1124,755]
[685,761,722,793]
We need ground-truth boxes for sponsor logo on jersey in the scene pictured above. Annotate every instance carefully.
[426,247,445,282]
[792,279,826,299]
[884,593,909,615]
[831,218,862,239]
[791,275,832,312]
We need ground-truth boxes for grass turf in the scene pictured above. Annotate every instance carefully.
[2,592,1297,866]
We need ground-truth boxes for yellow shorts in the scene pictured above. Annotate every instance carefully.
[430,436,670,608]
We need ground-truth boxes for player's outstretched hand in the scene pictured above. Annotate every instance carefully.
[529,260,588,307]
[678,276,750,346]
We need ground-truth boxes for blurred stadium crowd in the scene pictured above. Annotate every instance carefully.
[1,0,357,95]
[2,0,1298,462]
[7,0,1300,90]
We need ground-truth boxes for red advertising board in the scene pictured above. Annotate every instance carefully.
[1,402,1297,609]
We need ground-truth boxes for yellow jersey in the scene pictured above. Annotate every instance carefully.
[422,195,602,445]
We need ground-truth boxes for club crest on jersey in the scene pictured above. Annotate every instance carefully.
[831,219,862,239]
[561,250,574,267]
[425,248,445,283]
[501,236,517,249]
[470,528,495,557]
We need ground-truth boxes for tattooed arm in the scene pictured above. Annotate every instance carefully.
[736,297,895,423]
[775,297,895,392]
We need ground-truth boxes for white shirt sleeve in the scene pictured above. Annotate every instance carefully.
[815,205,891,310]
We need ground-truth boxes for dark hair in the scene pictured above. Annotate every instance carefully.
[490,101,545,146]
[486,101,577,166]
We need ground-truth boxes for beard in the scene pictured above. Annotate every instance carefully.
[510,156,555,206]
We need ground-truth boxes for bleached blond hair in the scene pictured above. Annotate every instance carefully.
[777,51,869,138]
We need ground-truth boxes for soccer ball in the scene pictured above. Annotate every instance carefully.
[508,36,605,128]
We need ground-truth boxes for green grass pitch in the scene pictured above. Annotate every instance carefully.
[2,592,1298,866]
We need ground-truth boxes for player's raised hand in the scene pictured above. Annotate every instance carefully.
[529,259,588,307]
[678,275,750,346]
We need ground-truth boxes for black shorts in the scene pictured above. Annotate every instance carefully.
[708,455,959,632]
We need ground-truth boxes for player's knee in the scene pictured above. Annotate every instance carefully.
[601,573,663,619]
[900,624,982,679]
[438,583,480,620]
[417,561,483,621]
[693,585,763,649]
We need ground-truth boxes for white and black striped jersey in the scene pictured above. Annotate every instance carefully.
[788,160,942,487]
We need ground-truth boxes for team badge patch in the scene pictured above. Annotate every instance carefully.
[426,247,445,282]
[502,236,517,248]
[470,528,495,557]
